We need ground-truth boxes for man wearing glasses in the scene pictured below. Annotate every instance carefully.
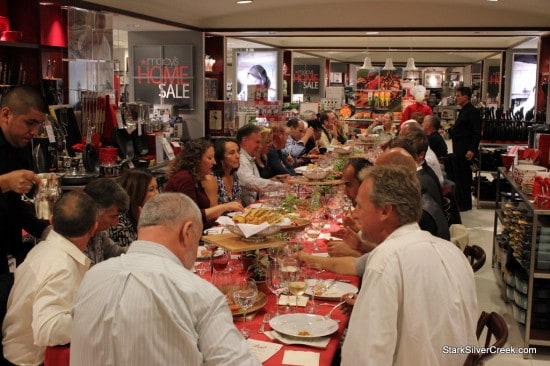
[0,86,50,274]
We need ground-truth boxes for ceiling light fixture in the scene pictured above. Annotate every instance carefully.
[361,56,375,69]
[365,31,379,35]
[404,57,418,71]
[382,58,396,70]
[237,0,253,4]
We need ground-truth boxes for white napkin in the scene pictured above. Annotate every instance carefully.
[215,216,290,238]
[282,350,320,366]
[266,331,330,349]
[203,226,226,235]
[247,339,282,362]
[278,295,309,307]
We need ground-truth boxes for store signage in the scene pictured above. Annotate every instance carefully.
[293,64,320,95]
[133,44,194,109]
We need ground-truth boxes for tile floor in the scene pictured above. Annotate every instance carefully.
[462,204,550,364]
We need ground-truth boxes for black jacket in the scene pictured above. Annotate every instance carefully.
[0,129,49,273]
[451,102,482,156]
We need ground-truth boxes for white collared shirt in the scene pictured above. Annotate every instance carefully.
[70,241,260,366]
[342,223,478,366]
[236,149,283,206]
[3,230,90,366]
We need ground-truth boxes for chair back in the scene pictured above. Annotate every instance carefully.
[463,244,486,272]
[463,311,508,366]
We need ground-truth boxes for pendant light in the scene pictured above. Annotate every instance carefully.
[361,56,375,69]
[382,58,395,71]
[404,57,418,71]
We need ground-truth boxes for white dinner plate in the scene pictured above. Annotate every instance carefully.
[295,166,308,175]
[269,313,339,338]
[305,280,358,301]
[196,246,224,261]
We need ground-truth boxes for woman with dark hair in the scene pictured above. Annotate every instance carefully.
[203,138,242,206]
[165,139,243,228]
[108,169,158,247]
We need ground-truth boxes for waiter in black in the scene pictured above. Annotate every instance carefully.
[451,86,481,211]
[0,86,50,273]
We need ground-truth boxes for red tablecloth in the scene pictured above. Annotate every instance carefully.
[200,230,359,366]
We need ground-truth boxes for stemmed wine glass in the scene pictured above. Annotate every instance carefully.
[288,271,308,312]
[265,259,287,316]
[280,257,299,312]
[306,263,323,314]
[232,278,258,338]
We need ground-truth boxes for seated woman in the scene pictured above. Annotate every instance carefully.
[305,119,327,155]
[108,169,159,247]
[164,139,243,228]
[368,112,396,137]
[203,138,242,206]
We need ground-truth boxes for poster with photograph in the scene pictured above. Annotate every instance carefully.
[355,68,402,111]
[236,51,278,101]
[293,64,321,96]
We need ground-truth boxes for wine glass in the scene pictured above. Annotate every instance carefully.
[280,257,299,312]
[288,271,307,312]
[212,249,230,272]
[232,278,258,338]
[306,263,323,314]
[265,260,287,316]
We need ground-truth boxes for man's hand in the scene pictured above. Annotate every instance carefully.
[465,150,475,161]
[0,170,42,194]
[327,240,362,257]
[303,127,314,141]
[340,293,357,316]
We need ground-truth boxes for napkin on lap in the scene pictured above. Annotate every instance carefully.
[278,295,309,307]
[282,350,320,366]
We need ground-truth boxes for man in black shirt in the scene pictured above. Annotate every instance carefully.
[0,86,50,273]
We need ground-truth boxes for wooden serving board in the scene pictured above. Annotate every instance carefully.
[201,233,285,253]
[288,177,344,186]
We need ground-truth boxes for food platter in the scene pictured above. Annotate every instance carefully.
[305,280,358,301]
[229,291,268,316]
[269,313,339,338]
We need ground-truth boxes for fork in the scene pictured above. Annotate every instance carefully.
[258,313,270,334]
[324,301,346,320]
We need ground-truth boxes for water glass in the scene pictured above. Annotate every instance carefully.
[233,278,258,338]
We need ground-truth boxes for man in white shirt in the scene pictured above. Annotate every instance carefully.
[236,124,283,206]
[70,193,260,366]
[2,191,98,366]
[341,165,477,366]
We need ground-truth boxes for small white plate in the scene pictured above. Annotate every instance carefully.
[295,166,308,175]
[249,203,263,209]
[269,313,338,338]
[196,246,224,260]
[306,280,358,301]
[226,212,239,217]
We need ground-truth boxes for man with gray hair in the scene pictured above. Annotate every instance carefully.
[70,193,260,366]
[341,165,477,365]
[3,191,98,366]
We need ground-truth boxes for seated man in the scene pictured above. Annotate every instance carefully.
[83,178,130,265]
[341,165,477,365]
[267,125,295,176]
[236,124,283,206]
[2,191,98,366]
[70,193,260,365]
[285,118,314,164]
[422,114,448,159]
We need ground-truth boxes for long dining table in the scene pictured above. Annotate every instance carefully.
[198,228,360,366]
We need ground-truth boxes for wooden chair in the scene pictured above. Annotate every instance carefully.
[463,244,486,272]
[463,311,508,366]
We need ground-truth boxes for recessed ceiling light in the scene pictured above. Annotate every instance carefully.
[365,31,379,35]
[237,0,253,4]
[487,0,499,2]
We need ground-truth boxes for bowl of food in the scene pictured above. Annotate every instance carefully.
[302,168,330,180]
